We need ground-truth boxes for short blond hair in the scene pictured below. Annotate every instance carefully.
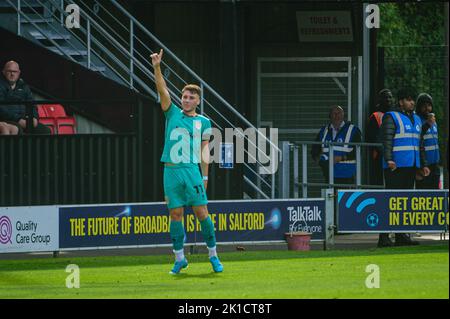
[182,84,201,98]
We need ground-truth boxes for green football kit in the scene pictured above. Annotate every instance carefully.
[161,102,211,209]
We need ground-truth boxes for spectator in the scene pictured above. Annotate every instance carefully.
[366,89,395,186]
[0,61,50,134]
[415,93,441,189]
[379,87,430,247]
[366,89,395,248]
[0,121,20,135]
[311,105,362,186]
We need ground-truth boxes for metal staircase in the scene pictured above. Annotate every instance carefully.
[1,0,280,199]
[1,0,125,85]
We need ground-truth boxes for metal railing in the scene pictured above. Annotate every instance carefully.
[0,97,137,132]
[279,140,385,198]
[0,97,147,206]
[7,0,281,199]
[8,0,80,63]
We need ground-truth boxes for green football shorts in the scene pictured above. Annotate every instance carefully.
[163,165,208,209]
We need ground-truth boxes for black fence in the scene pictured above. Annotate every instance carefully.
[1,133,140,205]
[378,44,449,188]
[0,97,243,207]
[0,97,152,206]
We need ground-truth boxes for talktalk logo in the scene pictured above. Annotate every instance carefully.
[0,216,13,244]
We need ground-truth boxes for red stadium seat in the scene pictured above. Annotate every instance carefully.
[38,104,68,118]
[56,117,76,135]
[38,117,57,135]
[37,105,47,118]
[37,104,76,134]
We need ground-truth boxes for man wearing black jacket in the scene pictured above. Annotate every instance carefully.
[379,87,430,247]
[415,93,441,189]
[366,89,395,186]
[0,61,50,134]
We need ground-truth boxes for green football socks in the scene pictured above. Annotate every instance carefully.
[200,216,216,248]
[170,220,185,251]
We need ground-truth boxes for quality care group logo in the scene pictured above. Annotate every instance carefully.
[0,216,13,244]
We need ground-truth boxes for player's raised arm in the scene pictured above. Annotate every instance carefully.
[151,49,171,111]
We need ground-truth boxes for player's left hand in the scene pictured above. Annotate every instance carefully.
[150,49,163,68]
[203,181,208,191]
[422,167,431,177]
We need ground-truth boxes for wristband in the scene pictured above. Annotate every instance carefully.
[203,176,208,181]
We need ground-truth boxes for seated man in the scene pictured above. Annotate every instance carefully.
[0,121,20,135]
[0,61,50,134]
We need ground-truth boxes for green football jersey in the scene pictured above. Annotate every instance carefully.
[160,103,212,166]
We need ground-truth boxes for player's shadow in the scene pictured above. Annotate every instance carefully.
[172,272,221,280]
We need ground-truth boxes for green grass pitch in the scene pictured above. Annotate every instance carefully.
[0,244,448,299]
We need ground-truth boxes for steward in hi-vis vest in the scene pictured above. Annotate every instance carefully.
[422,119,440,165]
[379,87,430,248]
[415,93,441,189]
[312,105,362,184]
[318,122,360,178]
[382,110,422,169]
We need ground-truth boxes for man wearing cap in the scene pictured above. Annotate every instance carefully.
[415,93,441,189]
[379,87,430,247]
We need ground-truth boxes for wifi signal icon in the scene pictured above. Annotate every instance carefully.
[339,191,377,214]
[339,192,379,228]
